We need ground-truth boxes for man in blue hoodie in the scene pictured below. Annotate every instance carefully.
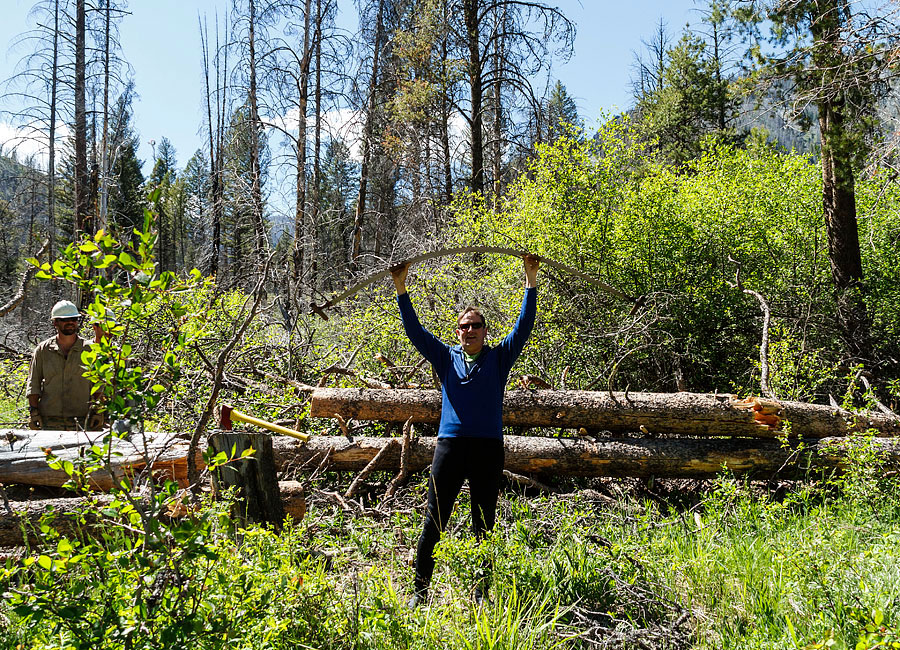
[391,255,539,606]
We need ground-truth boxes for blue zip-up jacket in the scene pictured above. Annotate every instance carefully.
[397,287,536,439]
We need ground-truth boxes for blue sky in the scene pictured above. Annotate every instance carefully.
[1,0,703,172]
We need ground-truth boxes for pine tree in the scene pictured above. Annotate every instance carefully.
[147,137,179,271]
[106,91,145,241]
[737,0,900,366]
[221,102,269,287]
[545,80,580,143]
[181,149,212,270]
[108,140,144,237]
[637,34,733,165]
[316,138,357,288]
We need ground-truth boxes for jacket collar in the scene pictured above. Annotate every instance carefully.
[48,336,86,355]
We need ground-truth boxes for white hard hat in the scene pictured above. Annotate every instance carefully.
[50,300,81,320]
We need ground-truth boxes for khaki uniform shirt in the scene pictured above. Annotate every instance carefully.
[27,336,94,419]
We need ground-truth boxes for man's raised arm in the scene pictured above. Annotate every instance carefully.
[391,261,448,368]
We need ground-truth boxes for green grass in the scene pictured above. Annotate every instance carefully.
[3,464,900,649]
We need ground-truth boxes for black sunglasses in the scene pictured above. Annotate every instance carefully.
[457,322,484,331]
[56,317,82,323]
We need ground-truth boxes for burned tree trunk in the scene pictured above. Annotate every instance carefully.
[74,0,90,237]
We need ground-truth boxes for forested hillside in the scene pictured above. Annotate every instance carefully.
[2,1,900,649]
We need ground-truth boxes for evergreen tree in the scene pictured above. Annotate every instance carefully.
[545,80,580,143]
[147,137,179,270]
[637,34,734,165]
[181,149,211,270]
[737,0,900,367]
[108,139,144,236]
[221,102,269,286]
[148,137,177,186]
[106,92,145,240]
[0,199,19,282]
[316,138,357,288]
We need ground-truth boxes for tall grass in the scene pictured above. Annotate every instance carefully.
[3,460,900,649]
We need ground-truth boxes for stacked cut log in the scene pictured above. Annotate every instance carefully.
[0,429,307,546]
[0,482,306,547]
[0,429,204,490]
[271,434,900,480]
[309,388,900,438]
[2,388,898,492]
[299,388,900,479]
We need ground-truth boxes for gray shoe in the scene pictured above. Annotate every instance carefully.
[407,589,427,608]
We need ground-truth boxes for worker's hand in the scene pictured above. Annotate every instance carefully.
[28,410,43,430]
[390,262,410,295]
[523,254,540,288]
[87,412,105,431]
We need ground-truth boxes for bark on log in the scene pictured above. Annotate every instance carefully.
[0,481,306,547]
[0,429,205,490]
[310,389,900,438]
[272,434,900,480]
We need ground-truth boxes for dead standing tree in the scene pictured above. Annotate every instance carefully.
[3,0,72,260]
[350,0,387,273]
[451,0,575,196]
[233,0,350,303]
[95,1,131,235]
[259,0,319,302]
[200,11,231,279]
[73,0,90,238]
[231,0,270,273]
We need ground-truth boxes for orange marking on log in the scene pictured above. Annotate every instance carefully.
[733,396,783,430]
[753,412,782,430]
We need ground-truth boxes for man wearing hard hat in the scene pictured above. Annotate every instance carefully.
[26,300,100,430]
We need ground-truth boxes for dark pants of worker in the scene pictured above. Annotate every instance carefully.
[414,436,504,594]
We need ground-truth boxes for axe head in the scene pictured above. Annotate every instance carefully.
[219,404,234,430]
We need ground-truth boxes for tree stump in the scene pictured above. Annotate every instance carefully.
[208,431,284,530]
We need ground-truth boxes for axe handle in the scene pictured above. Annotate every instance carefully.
[228,407,309,441]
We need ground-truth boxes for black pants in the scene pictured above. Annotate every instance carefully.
[414,436,504,592]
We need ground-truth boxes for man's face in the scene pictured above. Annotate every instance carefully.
[53,317,81,337]
[456,312,486,355]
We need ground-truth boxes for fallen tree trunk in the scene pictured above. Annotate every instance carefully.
[273,434,900,480]
[0,481,306,546]
[310,389,900,438]
[0,429,205,490]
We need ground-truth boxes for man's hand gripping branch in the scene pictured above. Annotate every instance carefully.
[390,262,410,296]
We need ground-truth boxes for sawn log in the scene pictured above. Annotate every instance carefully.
[0,481,306,546]
[310,388,900,438]
[272,434,900,479]
[0,429,205,490]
